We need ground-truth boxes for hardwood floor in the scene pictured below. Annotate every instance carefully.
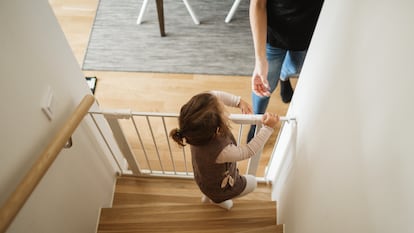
[49,0,295,177]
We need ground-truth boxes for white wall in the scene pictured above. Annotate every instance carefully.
[0,0,117,232]
[272,0,414,232]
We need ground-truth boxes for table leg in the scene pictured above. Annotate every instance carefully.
[155,0,166,37]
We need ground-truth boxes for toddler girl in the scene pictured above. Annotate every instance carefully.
[170,90,279,210]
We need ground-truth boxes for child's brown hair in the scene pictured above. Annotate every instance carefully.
[170,92,232,146]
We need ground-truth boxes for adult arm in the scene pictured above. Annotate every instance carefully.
[250,0,271,97]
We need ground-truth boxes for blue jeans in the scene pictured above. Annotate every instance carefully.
[247,44,307,142]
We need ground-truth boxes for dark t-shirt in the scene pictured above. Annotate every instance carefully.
[267,0,324,50]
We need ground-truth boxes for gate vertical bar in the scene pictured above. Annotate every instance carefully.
[103,110,141,175]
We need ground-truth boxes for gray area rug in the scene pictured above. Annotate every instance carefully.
[82,0,254,76]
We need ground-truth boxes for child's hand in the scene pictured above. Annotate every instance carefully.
[238,99,253,114]
[262,112,279,128]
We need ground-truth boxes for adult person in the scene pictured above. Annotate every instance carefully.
[248,0,324,141]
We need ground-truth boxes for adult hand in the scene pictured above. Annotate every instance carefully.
[251,60,271,97]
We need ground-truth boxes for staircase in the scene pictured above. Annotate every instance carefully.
[97,176,283,233]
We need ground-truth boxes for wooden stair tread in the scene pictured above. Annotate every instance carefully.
[112,197,275,207]
[99,201,276,232]
[98,224,279,233]
[113,192,201,206]
[237,224,284,233]
[115,176,272,195]
[97,176,279,233]
[100,201,276,221]
[98,224,278,233]
[115,176,201,195]
[102,200,275,213]
[113,176,273,206]
[99,218,275,232]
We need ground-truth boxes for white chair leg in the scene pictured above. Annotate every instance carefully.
[225,0,242,23]
[182,0,200,24]
[137,0,150,24]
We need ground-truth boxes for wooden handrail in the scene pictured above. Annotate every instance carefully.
[0,94,95,233]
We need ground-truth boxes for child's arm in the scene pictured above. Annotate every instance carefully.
[209,90,252,114]
[216,113,278,163]
[209,90,240,107]
[216,126,274,163]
